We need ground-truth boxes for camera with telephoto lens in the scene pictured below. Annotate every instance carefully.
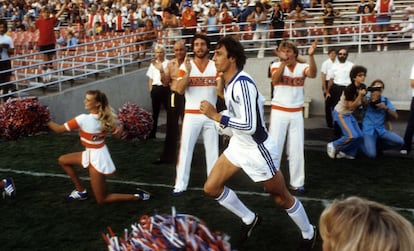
[367,86,382,92]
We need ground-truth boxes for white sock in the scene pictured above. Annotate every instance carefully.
[286,197,314,239]
[216,186,255,224]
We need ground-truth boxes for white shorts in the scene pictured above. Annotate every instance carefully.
[223,136,280,182]
[81,145,116,175]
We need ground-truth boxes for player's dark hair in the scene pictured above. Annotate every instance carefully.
[216,36,246,70]
[191,33,210,52]
[350,65,367,83]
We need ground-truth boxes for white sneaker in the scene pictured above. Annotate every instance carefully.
[336,151,355,159]
[327,142,336,159]
[383,46,388,52]
[377,45,381,52]
[400,149,408,155]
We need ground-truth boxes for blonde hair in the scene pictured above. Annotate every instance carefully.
[320,196,414,251]
[86,90,117,133]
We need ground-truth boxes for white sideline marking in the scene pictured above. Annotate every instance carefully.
[1,168,414,217]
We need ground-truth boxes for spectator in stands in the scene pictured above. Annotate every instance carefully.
[374,0,395,52]
[55,29,66,47]
[134,19,157,65]
[356,0,367,18]
[112,9,128,32]
[218,3,233,35]
[203,6,220,50]
[161,7,180,44]
[181,1,198,45]
[85,7,100,36]
[128,7,139,31]
[23,14,36,32]
[146,44,170,139]
[327,65,367,160]
[238,0,255,31]
[361,4,377,50]
[366,0,376,12]
[286,2,312,55]
[270,2,285,46]
[321,48,337,128]
[35,1,68,83]
[66,31,78,48]
[321,3,341,54]
[247,1,268,58]
[360,79,403,158]
[0,19,14,103]
[281,0,292,13]
[320,196,414,251]
[400,63,414,155]
[11,18,26,31]
[103,7,114,32]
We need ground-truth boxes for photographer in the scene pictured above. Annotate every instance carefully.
[361,80,403,158]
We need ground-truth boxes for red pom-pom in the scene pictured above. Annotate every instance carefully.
[0,97,50,140]
[117,103,153,140]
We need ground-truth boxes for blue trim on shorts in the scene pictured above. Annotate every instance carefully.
[258,143,277,176]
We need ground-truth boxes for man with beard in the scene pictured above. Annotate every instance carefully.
[327,48,354,115]
[171,34,219,196]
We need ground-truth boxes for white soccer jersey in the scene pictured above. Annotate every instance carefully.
[220,71,268,146]
[270,61,309,109]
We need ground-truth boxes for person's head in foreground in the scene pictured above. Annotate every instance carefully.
[319,196,414,251]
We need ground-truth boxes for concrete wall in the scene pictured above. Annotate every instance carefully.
[40,69,151,123]
[40,50,414,122]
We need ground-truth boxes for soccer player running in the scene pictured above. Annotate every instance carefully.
[199,36,317,250]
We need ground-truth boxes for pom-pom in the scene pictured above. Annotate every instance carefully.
[0,97,50,140]
[103,208,231,251]
[117,103,153,140]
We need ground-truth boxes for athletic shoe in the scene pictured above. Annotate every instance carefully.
[400,149,408,155]
[297,225,318,251]
[65,189,88,201]
[2,178,16,199]
[327,142,336,159]
[134,188,151,201]
[336,151,355,160]
[236,213,262,247]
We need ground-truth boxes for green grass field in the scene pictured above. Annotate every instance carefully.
[0,132,413,251]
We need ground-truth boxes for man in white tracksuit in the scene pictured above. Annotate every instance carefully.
[269,39,317,193]
[172,34,219,196]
